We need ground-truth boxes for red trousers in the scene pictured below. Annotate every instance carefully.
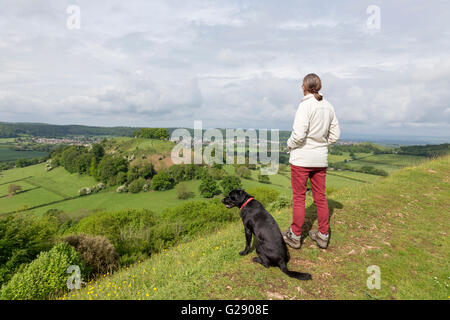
[290,165,329,236]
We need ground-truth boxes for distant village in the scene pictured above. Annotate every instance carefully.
[29,136,100,147]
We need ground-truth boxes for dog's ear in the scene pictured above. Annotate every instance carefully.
[234,189,248,204]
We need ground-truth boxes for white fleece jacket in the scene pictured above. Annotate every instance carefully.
[287,94,340,167]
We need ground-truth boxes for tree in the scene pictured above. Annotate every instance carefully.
[76,153,94,174]
[220,176,242,196]
[151,171,175,191]
[91,144,105,162]
[8,184,22,195]
[139,163,155,179]
[128,177,146,193]
[176,183,193,199]
[96,155,128,184]
[257,172,270,184]
[199,176,221,198]
[127,165,140,183]
[236,166,251,179]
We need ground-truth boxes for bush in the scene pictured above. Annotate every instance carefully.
[0,243,84,300]
[176,183,194,200]
[0,214,58,286]
[246,186,280,207]
[8,184,22,195]
[116,171,127,185]
[199,176,221,198]
[68,209,158,264]
[78,187,91,196]
[220,175,242,195]
[236,166,251,179]
[128,177,146,193]
[269,195,292,211]
[156,199,239,247]
[62,234,119,276]
[116,185,127,193]
[151,171,175,191]
[257,172,270,183]
[209,167,226,180]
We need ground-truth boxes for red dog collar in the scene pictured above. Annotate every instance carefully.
[240,197,254,210]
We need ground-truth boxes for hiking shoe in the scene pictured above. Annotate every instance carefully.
[309,230,329,249]
[283,229,302,249]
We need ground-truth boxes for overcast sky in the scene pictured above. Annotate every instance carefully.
[0,0,449,138]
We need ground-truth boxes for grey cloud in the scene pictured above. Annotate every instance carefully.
[0,0,449,138]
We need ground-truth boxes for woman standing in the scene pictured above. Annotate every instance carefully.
[283,73,340,249]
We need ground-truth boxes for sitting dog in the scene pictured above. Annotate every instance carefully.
[222,189,312,280]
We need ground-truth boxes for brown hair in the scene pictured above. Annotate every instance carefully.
[303,73,323,101]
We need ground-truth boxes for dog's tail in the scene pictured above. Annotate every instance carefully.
[278,261,312,281]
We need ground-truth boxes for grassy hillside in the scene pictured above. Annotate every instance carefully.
[0,159,384,216]
[64,155,449,300]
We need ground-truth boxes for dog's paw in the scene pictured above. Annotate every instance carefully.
[239,250,249,256]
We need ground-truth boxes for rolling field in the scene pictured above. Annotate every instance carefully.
[344,154,426,173]
[0,152,426,217]
[0,147,48,162]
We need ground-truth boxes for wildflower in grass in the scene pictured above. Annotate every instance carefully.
[153,287,157,291]
[146,293,149,297]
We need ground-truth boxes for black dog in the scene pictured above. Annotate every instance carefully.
[222,189,312,280]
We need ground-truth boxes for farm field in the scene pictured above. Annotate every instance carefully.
[0,151,426,217]
[344,154,426,173]
[0,147,48,162]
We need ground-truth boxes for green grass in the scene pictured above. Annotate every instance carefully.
[345,154,426,173]
[64,156,450,300]
[0,152,427,221]
[0,180,36,197]
[109,137,175,154]
[30,180,205,217]
[0,147,48,162]
[0,188,64,213]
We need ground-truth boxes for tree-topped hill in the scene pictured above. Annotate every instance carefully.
[0,122,141,138]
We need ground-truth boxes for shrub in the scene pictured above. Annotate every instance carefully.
[199,176,221,198]
[220,175,242,195]
[151,171,175,191]
[116,171,127,185]
[269,195,292,211]
[128,177,146,193]
[176,183,194,200]
[62,234,119,276]
[156,199,239,247]
[0,243,84,300]
[246,186,280,207]
[78,187,91,196]
[127,165,140,183]
[257,172,270,183]
[236,166,251,179]
[209,167,226,180]
[0,214,58,286]
[116,185,127,193]
[68,209,158,264]
[8,184,22,195]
